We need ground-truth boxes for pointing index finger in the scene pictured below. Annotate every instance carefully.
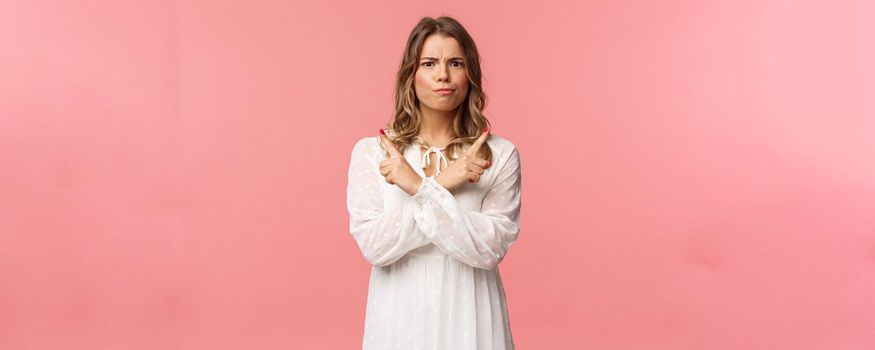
[379,129,402,158]
[466,127,490,155]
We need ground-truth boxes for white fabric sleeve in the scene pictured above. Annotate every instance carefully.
[346,138,432,267]
[411,147,522,270]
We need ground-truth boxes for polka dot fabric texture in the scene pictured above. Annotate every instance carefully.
[346,133,522,350]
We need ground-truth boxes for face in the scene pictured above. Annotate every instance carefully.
[414,34,470,115]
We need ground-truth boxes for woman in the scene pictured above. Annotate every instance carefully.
[346,15,522,350]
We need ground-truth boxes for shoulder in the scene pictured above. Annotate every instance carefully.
[485,132,519,163]
[349,136,383,164]
[485,132,517,151]
[351,136,380,154]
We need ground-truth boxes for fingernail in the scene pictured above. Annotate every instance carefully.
[379,128,385,135]
[484,127,489,133]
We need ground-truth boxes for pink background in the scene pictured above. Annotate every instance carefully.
[2,0,874,349]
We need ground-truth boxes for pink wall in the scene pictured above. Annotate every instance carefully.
[2,0,874,349]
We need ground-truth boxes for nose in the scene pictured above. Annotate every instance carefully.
[436,63,449,82]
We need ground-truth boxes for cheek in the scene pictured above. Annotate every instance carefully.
[456,71,469,86]
[414,71,429,94]
[457,74,469,95]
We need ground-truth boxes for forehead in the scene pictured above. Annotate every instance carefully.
[419,34,463,58]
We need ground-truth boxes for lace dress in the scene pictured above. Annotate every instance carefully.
[346,133,522,350]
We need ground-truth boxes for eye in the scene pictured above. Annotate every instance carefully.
[422,62,434,67]
[451,61,464,67]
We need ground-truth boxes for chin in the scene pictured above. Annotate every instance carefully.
[426,102,463,112]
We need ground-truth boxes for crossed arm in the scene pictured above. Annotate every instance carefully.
[346,137,521,270]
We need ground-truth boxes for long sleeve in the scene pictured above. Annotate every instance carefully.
[411,147,522,270]
[346,137,432,267]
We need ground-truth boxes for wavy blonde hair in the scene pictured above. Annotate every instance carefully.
[381,16,492,163]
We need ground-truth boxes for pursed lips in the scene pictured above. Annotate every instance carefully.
[434,88,455,96]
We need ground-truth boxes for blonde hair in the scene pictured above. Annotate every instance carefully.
[381,16,493,163]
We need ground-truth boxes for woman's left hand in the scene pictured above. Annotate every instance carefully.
[435,129,491,192]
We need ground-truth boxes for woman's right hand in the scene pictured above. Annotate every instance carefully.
[378,129,423,196]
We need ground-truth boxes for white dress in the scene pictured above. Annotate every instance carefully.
[346,133,522,350]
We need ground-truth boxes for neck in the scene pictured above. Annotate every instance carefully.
[418,105,457,148]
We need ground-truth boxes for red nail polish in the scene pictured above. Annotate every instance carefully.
[484,127,489,133]
[379,128,385,135]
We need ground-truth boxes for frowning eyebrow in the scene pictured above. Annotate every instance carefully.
[420,56,465,61]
